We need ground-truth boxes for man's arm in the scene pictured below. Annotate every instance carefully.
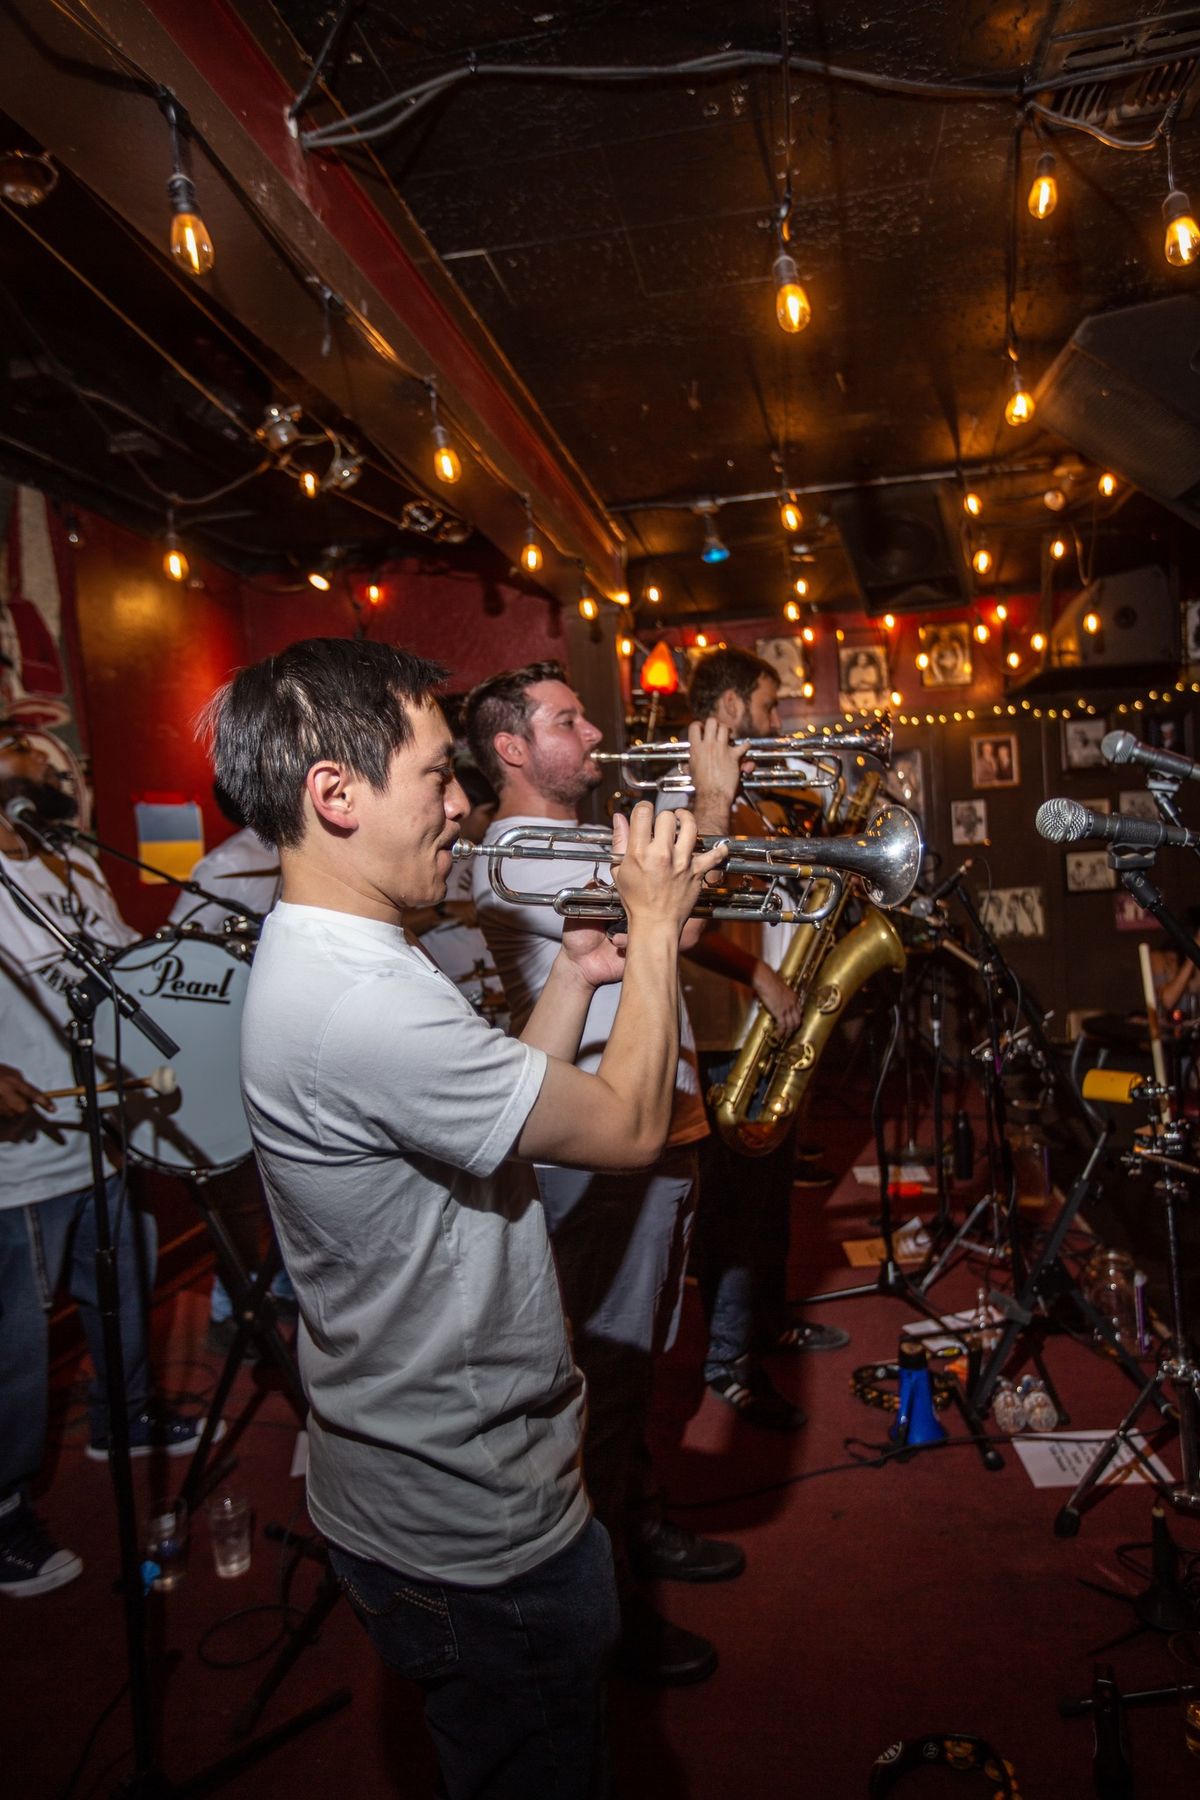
[0,1063,48,1120]
[683,930,805,1038]
[516,806,725,1170]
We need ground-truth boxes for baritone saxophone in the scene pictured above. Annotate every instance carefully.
[710,771,908,1157]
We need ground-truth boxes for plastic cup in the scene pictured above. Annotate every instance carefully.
[206,1493,252,1579]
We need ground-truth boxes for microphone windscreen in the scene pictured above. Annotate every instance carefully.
[1035,797,1086,842]
[1101,729,1136,766]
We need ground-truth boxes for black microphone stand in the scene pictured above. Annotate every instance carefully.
[51,823,266,929]
[0,856,347,1795]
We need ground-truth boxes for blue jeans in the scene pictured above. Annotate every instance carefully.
[694,1053,795,1381]
[328,1517,619,1800]
[0,1174,154,1497]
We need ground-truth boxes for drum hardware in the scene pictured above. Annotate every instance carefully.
[45,819,268,928]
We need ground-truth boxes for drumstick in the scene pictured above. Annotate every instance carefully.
[1137,942,1171,1122]
[40,1065,178,1102]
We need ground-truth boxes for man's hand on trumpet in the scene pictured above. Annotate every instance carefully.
[612,801,729,938]
[688,718,745,838]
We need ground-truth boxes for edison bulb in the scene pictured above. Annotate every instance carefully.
[618,636,633,657]
[578,595,598,621]
[645,583,661,604]
[1005,383,1035,427]
[972,546,992,576]
[974,621,990,644]
[802,625,815,644]
[1097,471,1117,498]
[163,540,188,583]
[307,570,331,591]
[1083,611,1101,635]
[801,681,814,700]
[1027,153,1057,221]
[916,651,929,670]
[299,470,319,500]
[963,491,982,518]
[1031,631,1047,652]
[882,613,896,630]
[521,537,543,574]
[170,210,214,277]
[432,424,461,483]
[785,599,801,623]
[367,584,382,604]
[890,690,902,707]
[1006,650,1020,669]
[995,603,1007,622]
[793,577,808,598]
[773,251,811,333]
[613,590,631,607]
[1164,190,1200,266]
[780,497,803,533]
[1050,537,1066,559]
[695,633,708,649]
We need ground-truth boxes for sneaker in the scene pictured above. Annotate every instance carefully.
[86,1408,225,1462]
[0,1501,82,1597]
[617,1598,718,1687]
[707,1362,807,1431]
[630,1517,745,1584]
[772,1319,851,1353]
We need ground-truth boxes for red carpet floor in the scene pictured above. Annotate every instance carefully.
[6,1093,1200,1798]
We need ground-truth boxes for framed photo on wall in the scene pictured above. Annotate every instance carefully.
[919,621,972,688]
[1119,789,1159,822]
[970,732,1020,789]
[755,636,808,698]
[951,798,989,845]
[1065,850,1116,892]
[838,644,889,711]
[979,885,1045,939]
[887,748,925,824]
[1061,716,1107,771]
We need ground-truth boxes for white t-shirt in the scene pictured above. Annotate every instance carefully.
[418,855,508,1028]
[240,901,587,1587]
[0,846,138,1209]
[472,815,708,1147]
[167,826,279,935]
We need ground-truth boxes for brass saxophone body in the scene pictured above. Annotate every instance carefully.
[710,771,908,1157]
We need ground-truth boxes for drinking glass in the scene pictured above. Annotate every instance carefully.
[206,1492,252,1579]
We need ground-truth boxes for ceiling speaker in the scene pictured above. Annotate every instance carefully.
[831,483,968,614]
[1036,565,1176,689]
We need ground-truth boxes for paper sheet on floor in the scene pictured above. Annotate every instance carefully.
[841,1215,930,1266]
[852,1162,933,1187]
[1012,1430,1172,1490]
[904,1307,1003,1353]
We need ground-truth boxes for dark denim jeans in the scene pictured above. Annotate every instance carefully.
[328,1516,619,1800]
[0,1173,154,1497]
[694,1052,795,1381]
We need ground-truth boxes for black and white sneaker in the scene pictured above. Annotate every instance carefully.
[86,1408,224,1462]
[0,1499,83,1598]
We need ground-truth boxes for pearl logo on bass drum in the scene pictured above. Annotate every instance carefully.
[137,953,237,1004]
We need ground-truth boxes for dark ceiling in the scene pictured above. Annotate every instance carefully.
[1,1,1199,624]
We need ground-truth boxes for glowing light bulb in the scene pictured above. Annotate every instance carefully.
[613,589,631,607]
[1043,487,1065,512]
[521,538,544,574]
[1164,190,1200,266]
[645,583,661,604]
[792,577,809,599]
[974,621,990,643]
[307,570,331,591]
[162,530,188,583]
[801,625,815,644]
[299,469,319,500]
[972,546,992,576]
[773,251,811,333]
[801,681,814,700]
[618,636,633,657]
[916,651,930,670]
[785,599,801,622]
[578,595,598,621]
[432,423,461,484]
[890,690,902,707]
[882,612,896,630]
[1031,631,1047,652]
[695,632,709,648]
[168,205,214,277]
[1097,471,1117,498]
[994,603,1007,622]
[963,491,982,517]
[780,495,803,533]
[1006,650,1020,669]
[1005,364,1035,426]
[367,583,382,604]
[1083,611,1101,634]
[835,628,844,643]
[1027,152,1057,220]
[1050,537,1066,560]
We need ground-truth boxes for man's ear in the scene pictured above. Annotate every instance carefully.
[713,689,743,731]
[305,761,359,832]
[491,730,529,774]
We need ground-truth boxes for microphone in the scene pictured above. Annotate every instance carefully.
[1102,729,1200,785]
[4,795,38,828]
[910,857,974,918]
[1036,797,1200,850]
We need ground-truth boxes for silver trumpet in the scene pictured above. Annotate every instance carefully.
[455,803,922,925]
[592,717,894,796]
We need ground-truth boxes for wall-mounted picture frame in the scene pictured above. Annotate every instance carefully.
[755,635,809,698]
[919,621,972,688]
[979,885,1046,939]
[951,798,989,845]
[887,748,925,826]
[1115,891,1159,932]
[1061,716,1107,771]
[838,644,889,712]
[1119,789,1159,822]
[1065,850,1116,892]
[1186,598,1200,667]
[970,732,1020,789]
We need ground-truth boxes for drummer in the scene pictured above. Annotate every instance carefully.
[0,723,210,1599]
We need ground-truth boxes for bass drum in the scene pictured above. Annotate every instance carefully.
[93,931,254,1176]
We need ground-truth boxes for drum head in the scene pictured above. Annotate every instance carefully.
[93,933,253,1176]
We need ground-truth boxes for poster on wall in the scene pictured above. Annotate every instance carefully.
[1186,599,1200,666]
[970,732,1020,788]
[1065,850,1116,892]
[919,622,972,688]
[0,483,91,826]
[887,748,924,825]
[1119,789,1160,822]
[979,885,1046,939]
[755,635,809,697]
[1114,891,1160,932]
[951,798,989,845]
[838,645,889,711]
[1061,717,1107,770]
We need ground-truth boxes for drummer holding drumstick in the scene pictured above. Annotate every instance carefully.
[0,724,211,1599]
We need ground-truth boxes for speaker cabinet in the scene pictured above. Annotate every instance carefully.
[831,483,969,615]
[1046,565,1175,679]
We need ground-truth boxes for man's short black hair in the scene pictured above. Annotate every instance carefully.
[687,645,779,722]
[463,661,568,791]
[202,637,448,849]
